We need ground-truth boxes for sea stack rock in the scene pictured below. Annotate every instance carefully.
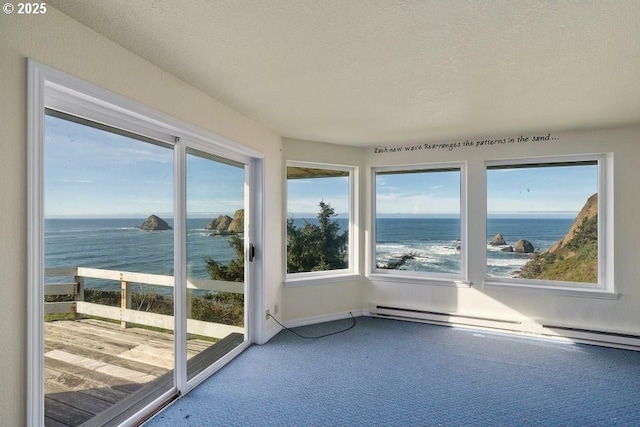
[490,233,507,246]
[227,209,244,234]
[514,239,534,253]
[140,215,172,231]
[205,215,233,235]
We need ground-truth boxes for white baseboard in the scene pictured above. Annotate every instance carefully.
[258,310,367,345]
[262,323,283,344]
[282,309,367,329]
[262,306,640,351]
[369,303,640,351]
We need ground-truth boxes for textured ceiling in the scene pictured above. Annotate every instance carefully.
[49,0,640,147]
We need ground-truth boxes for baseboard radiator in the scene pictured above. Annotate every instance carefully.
[369,304,640,351]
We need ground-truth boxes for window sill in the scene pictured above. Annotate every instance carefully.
[483,279,619,300]
[285,271,361,288]
[368,272,472,288]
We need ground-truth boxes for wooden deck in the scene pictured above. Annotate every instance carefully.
[45,319,243,427]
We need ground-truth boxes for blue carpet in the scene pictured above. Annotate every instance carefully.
[145,317,640,426]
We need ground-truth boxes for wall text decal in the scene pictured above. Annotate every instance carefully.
[373,133,560,155]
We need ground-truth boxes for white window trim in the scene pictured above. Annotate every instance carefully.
[482,153,617,299]
[28,60,265,426]
[368,162,470,287]
[285,161,359,287]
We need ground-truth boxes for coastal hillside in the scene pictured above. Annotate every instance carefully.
[519,193,598,283]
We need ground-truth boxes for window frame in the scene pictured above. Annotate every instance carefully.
[285,160,359,287]
[28,60,265,426]
[482,153,617,299]
[369,162,469,287]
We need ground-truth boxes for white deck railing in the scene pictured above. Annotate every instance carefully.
[45,267,244,339]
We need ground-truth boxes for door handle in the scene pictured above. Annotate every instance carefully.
[248,243,256,262]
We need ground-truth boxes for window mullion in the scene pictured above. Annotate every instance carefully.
[174,138,188,393]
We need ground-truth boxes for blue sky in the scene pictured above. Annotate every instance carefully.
[45,115,245,218]
[287,176,349,217]
[486,165,598,216]
[375,170,461,216]
[287,165,598,216]
[46,115,597,218]
[186,151,245,217]
[292,165,597,217]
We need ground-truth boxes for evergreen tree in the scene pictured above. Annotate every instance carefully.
[204,234,245,282]
[204,234,245,309]
[287,201,348,273]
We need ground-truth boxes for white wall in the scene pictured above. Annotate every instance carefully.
[362,129,640,334]
[0,9,283,426]
[280,138,368,323]
[283,127,640,338]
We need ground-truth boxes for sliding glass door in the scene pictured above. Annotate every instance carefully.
[185,148,247,381]
[33,61,258,426]
[43,111,177,426]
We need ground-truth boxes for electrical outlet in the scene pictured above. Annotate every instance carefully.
[265,309,270,320]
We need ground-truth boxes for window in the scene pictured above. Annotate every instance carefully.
[485,155,613,295]
[286,162,356,284]
[371,164,467,284]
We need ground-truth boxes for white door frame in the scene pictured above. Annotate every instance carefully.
[27,59,265,426]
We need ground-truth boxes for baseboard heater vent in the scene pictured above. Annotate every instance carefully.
[370,304,522,332]
[370,304,640,351]
[541,325,640,351]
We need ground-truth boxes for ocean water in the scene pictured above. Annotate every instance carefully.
[45,216,575,292]
[45,218,238,294]
[376,218,461,275]
[376,217,574,277]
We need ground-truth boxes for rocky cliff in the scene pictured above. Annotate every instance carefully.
[547,193,598,254]
[519,193,598,283]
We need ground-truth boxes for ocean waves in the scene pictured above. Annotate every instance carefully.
[375,217,572,277]
[376,240,461,274]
